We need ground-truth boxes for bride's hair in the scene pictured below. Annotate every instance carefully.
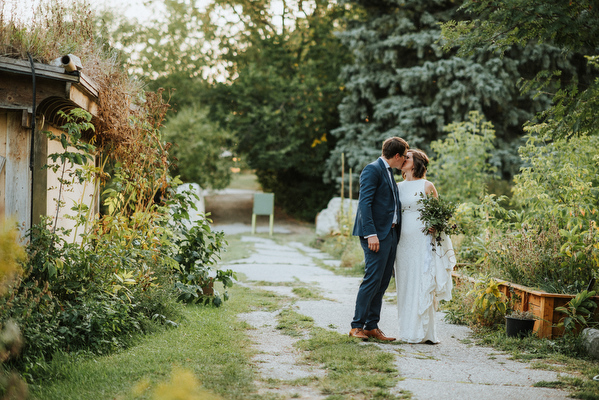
[407,149,429,179]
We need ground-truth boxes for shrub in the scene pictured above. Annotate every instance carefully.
[428,111,498,204]
[477,133,599,294]
[470,277,507,328]
[171,217,234,306]
[442,275,476,326]
[484,222,594,294]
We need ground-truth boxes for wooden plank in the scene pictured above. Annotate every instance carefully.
[0,56,79,82]
[78,72,100,98]
[5,112,31,233]
[69,84,99,116]
[0,72,70,109]
[539,296,555,339]
[31,119,47,228]
[0,113,6,217]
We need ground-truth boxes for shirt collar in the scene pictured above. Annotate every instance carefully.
[380,157,391,169]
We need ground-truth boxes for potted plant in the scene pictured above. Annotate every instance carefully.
[505,310,536,338]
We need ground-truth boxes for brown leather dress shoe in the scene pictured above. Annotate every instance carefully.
[349,328,369,339]
[363,328,396,341]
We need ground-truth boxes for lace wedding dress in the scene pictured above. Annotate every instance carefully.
[395,179,456,343]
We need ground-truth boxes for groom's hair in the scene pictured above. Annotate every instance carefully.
[382,137,409,159]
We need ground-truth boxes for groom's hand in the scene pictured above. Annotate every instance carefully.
[367,236,380,252]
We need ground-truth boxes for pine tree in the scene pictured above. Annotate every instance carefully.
[326,0,585,183]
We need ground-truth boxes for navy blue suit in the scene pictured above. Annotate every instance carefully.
[351,158,401,330]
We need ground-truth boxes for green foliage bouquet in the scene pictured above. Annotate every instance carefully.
[417,193,460,246]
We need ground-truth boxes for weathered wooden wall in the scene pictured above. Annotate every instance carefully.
[0,111,31,233]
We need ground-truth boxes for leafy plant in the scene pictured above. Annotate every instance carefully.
[506,310,535,320]
[0,221,27,399]
[428,111,498,204]
[555,290,598,333]
[171,216,233,306]
[43,108,96,238]
[470,277,508,327]
[417,193,460,246]
[478,133,599,294]
[442,275,476,325]
[0,219,26,292]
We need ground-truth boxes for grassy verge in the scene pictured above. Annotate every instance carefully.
[271,305,409,399]
[469,328,599,399]
[295,329,409,400]
[228,171,262,191]
[31,284,279,400]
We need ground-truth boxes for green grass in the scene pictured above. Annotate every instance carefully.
[30,285,277,400]
[276,309,315,336]
[219,233,255,264]
[291,287,327,300]
[270,302,407,398]
[228,171,261,191]
[295,328,410,399]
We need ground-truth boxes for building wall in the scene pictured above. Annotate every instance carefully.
[45,125,97,243]
[0,112,97,243]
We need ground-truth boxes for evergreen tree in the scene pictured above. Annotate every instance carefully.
[206,1,352,221]
[326,0,584,184]
[442,0,599,140]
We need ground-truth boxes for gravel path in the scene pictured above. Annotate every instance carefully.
[207,189,573,399]
[215,233,574,400]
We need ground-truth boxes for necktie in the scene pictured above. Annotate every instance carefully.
[388,168,399,222]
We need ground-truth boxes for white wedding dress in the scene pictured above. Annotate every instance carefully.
[395,179,456,343]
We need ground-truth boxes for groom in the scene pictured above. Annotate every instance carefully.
[349,137,408,341]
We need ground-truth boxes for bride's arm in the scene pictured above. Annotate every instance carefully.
[425,180,438,198]
[425,181,439,234]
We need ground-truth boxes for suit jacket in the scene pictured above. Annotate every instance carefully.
[352,158,401,241]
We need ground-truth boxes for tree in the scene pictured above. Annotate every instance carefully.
[103,0,351,220]
[326,0,586,186]
[162,107,234,189]
[206,0,352,220]
[441,0,599,55]
[102,0,213,110]
[441,0,599,139]
[428,111,497,204]
[101,0,236,188]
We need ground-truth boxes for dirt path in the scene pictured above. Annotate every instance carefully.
[204,188,313,234]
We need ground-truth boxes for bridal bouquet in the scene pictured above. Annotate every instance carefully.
[417,193,460,246]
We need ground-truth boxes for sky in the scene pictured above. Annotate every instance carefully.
[2,0,156,24]
[3,0,291,28]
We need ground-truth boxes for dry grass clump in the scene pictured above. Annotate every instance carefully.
[1,0,171,210]
[1,1,100,70]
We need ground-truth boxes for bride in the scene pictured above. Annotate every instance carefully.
[394,149,456,344]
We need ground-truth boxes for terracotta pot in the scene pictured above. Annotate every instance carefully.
[202,280,214,296]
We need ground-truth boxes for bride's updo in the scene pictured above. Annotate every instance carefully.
[409,149,429,179]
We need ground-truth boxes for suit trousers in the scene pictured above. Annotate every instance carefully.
[351,227,398,330]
